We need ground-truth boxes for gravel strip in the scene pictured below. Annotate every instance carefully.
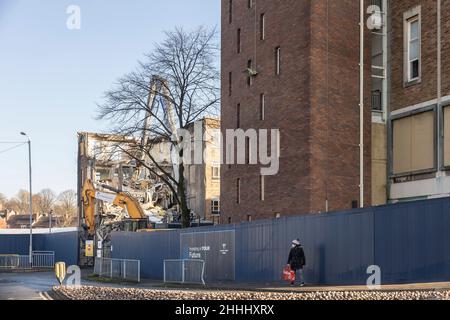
[53,286,450,301]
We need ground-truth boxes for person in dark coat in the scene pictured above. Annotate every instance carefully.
[287,239,306,286]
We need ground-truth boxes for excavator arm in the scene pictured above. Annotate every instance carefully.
[82,179,147,236]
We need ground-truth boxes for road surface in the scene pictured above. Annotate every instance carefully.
[0,272,57,300]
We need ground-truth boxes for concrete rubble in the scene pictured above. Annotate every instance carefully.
[54,286,450,301]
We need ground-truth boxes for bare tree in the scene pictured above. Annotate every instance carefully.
[56,190,77,227]
[97,26,220,228]
[0,193,6,206]
[13,189,30,214]
[35,189,56,216]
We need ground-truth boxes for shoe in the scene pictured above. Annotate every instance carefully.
[290,283,295,287]
[299,282,305,287]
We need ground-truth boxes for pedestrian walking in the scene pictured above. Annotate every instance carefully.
[287,239,306,286]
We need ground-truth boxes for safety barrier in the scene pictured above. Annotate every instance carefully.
[163,259,205,285]
[0,255,19,269]
[93,257,141,283]
[0,251,54,270]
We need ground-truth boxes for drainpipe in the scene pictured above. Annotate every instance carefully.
[437,0,442,173]
[359,0,365,208]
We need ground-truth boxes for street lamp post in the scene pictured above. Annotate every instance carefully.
[21,132,33,265]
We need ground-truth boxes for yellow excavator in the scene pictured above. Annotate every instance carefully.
[81,179,149,237]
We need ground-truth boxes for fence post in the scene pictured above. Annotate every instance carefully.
[182,260,185,284]
[138,260,140,283]
[123,260,126,280]
[110,259,113,279]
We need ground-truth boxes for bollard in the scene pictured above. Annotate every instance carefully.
[55,262,67,285]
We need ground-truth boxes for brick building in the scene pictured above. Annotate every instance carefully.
[387,0,450,202]
[221,0,373,222]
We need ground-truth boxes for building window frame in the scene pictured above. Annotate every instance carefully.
[236,178,241,204]
[275,47,281,75]
[260,94,265,120]
[211,198,220,215]
[212,163,220,180]
[260,175,265,201]
[237,28,241,54]
[403,6,421,86]
[229,0,233,24]
[260,13,265,40]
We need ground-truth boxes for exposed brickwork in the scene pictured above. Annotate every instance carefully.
[442,0,450,97]
[221,0,372,223]
[390,0,438,111]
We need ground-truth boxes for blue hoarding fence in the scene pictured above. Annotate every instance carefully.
[111,197,450,285]
[0,230,79,266]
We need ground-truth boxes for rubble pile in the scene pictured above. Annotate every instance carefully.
[54,286,450,301]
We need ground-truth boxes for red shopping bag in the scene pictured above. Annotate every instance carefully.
[282,265,296,282]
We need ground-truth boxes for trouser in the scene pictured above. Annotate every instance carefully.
[291,268,304,284]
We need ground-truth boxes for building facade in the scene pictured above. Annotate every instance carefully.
[387,0,450,202]
[221,0,373,223]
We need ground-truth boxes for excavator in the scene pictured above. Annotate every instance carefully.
[80,179,151,264]
[81,179,149,237]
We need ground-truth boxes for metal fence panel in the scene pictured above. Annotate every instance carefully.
[94,257,140,282]
[164,259,205,285]
[0,255,19,269]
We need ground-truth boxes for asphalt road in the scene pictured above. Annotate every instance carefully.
[0,272,57,300]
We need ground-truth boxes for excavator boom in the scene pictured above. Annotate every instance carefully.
[82,179,148,236]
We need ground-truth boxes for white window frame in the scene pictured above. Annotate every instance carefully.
[211,198,220,215]
[260,175,265,201]
[404,6,421,84]
[260,94,266,121]
[260,13,266,40]
[275,47,281,75]
[212,163,220,180]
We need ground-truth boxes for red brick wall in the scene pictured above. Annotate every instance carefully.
[221,0,372,223]
[390,0,438,111]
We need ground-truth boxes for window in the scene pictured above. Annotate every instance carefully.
[371,90,382,111]
[229,0,233,24]
[392,111,435,175]
[211,199,220,215]
[247,215,252,222]
[407,18,420,81]
[260,175,265,201]
[237,103,241,128]
[275,213,281,219]
[275,47,281,75]
[260,14,265,40]
[237,28,241,53]
[228,217,232,224]
[212,164,220,180]
[404,7,421,84]
[229,72,232,96]
[246,137,250,164]
[260,94,265,120]
[236,178,241,204]
[248,0,253,9]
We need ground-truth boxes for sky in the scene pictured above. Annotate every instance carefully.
[0,0,221,199]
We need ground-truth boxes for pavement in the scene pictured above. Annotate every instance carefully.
[2,269,450,300]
